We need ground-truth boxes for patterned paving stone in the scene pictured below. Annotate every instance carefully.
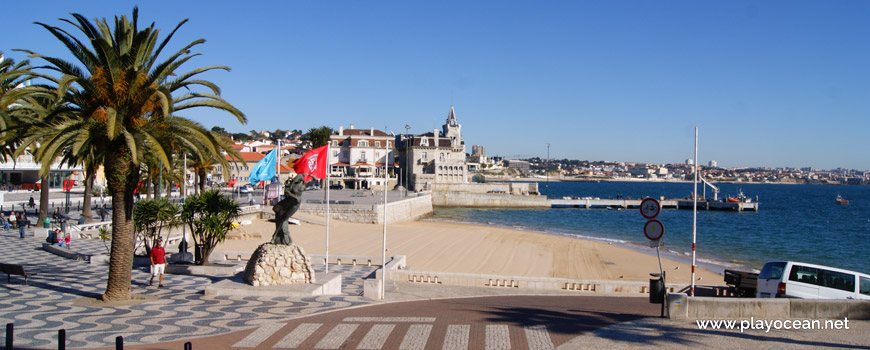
[0,229,376,348]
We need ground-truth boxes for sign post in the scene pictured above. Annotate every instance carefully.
[640,198,667,317]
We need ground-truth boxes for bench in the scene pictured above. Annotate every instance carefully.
[1,263,34,285]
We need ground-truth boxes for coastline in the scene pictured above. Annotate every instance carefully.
[216,212,725,285]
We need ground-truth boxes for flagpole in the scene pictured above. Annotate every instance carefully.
[381,140,388,299]
[691,126,698,297]
[325,143,331,273]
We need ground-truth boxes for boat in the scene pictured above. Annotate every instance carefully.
[726,189,751,203]
[836,194,849,205]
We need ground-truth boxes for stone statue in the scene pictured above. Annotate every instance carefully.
[271,174,313,245]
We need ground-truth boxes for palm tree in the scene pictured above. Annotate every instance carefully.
[18,8,245,301]
[6,80,69,224]
[0,53,40,157]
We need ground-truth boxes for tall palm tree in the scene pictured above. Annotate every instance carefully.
[6,79,71,223]
[0,53,40,157]
[18,8,245,301]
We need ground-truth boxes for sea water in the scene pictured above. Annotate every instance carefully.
[431,181,870,274]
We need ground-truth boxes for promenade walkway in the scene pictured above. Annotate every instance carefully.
[1,225,868,349]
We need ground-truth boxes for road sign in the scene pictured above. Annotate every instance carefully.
[644,219,665,241]
[640,198,660,219]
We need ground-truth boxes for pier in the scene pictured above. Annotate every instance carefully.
[549,197,758,212]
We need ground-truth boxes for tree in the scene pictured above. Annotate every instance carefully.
[133,198,180,255]
[17,8,245,301]
[306,126,334,149]
[181,190,239,265]
[0,53,40,157]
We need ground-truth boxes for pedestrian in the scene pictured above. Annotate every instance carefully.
[99,206,108,222]
[16,212,26,238]
[28,196,35,209]
[0,212,8,230]
[56,229,64,246]
[64,233,71,249]
[149,240,166,287]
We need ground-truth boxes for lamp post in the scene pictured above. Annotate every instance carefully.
[546,143,550,198]
[64,173,71,214]
[404,124,410,197]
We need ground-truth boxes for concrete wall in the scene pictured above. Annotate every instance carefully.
[388,267,683,296]
[298,195,433,224]
[430,191,548,208]
[668,293,870,320]
[431,182,539,195]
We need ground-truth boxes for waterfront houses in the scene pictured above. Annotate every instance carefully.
[328,126,398,190]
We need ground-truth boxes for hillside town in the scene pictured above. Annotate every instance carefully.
[1,105,868,193]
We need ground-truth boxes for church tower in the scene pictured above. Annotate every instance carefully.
[442,105,464,152]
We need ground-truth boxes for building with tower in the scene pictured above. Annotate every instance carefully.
[398,106,468,191]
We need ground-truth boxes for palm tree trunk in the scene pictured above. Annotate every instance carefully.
[82,166,96,223]
[38,175,49,223]
[198,168,206,193]
[102,153,138,302]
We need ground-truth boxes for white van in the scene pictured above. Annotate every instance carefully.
[756,261,870,300]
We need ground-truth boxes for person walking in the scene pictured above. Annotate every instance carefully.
[149,240,166,287]
[16,212,26,238]
[28,196,35,209]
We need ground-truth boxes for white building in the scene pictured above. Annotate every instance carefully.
[398,106,468,191]
[328,126,397,190]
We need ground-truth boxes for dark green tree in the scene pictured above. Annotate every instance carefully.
[306,126,334,149]
[181,190,239,265]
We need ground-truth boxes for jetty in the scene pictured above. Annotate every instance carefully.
[550,197,758,212]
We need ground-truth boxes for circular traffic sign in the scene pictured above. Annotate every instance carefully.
[644,219,665,241]
[640,198,660,219]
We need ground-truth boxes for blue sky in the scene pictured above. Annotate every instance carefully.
[3,1,868,170]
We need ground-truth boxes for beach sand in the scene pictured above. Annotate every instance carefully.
[216,212,723,285]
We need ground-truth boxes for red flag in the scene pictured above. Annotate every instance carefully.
[228,179,238,188]
[293,145,328,182]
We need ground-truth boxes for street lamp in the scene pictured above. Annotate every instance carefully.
[546,143,550,198]
[404,124,410,197]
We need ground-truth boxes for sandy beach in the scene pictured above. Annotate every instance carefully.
[216,212,723,285]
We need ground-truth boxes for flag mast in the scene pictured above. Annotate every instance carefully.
[325,142,331,273]
[381,137,389,299]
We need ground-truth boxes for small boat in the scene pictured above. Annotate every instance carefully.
[836,194,849,205]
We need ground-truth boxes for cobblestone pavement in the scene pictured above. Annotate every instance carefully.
[2,225,868,350]
[0,228,375,348]
[111,295,661,350]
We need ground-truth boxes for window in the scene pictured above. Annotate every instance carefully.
[376,152,380,160]
[422,152,427,160]
[789,265,820,285]
[421,138,428,147]
[342,140,349,146]
[387,141,391,148]
[819,269,855,292]
[359,140,369,147]
[759,262,786,280]
[440,153,445,161]
[332,140,338,147]
[861,276,870,296]
[333,150,339,157]
[375,141,381,148]
[360,151,367,162]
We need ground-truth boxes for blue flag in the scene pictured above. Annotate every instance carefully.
[247,148,277,184]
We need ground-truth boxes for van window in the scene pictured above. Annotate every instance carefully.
[789,265,820,285]
[759,262,786,280]
[861,277,870,296]
[819,269,855,292]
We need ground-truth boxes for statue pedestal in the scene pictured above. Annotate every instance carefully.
[243,243,315,286]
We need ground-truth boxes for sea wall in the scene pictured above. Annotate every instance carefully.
[298,194,433,224]
[430,191,548,208]
[431,182,539,195]
[668,293,870,320]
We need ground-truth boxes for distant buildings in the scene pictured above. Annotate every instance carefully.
[397,106,468,191]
